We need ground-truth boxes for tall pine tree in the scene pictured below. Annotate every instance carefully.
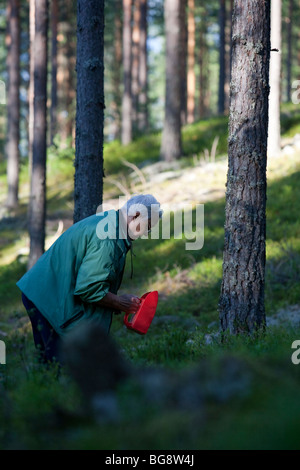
[160,0,182,161]
[28,0,49,269]
[6,0,20,209]
[219,0,271,334]
[74,0,105,223]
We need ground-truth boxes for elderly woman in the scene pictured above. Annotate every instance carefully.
[17,194,162,364]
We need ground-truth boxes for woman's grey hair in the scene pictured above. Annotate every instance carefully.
[122,194,163,220]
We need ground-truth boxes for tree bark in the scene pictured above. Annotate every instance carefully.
[50,0,58,145]
[28,0,35,177]
[138,0,148,131]
[160,0,182,162]
[28,0,49,269]
[224,0,233,113]
[121,0,132,145]
[6,0,20,209]
[298,14,300,77]
[65,0,76,143]
[111,1,122,140]
[187,0,195,124]
[268,0,282,157]
[180,0,187,126]
[219,0,271,335]
[218,0,226,115]
[74,0,105,224]
[55,0,75,146]
[198,11,209,118]
[132,0,141,131]
[286,0,293,102]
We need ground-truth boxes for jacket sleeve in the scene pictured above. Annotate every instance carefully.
[74,239,117,303]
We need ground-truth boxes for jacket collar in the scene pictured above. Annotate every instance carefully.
[116,210,132,253]
[116,210,134,278]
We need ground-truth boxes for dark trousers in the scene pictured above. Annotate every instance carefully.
[22,293,62,365]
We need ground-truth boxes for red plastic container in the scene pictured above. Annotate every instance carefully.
[124,291,158,335]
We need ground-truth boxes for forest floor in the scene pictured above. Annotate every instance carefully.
[1,109,300,449]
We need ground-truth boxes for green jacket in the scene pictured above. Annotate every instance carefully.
[17,210,131,336]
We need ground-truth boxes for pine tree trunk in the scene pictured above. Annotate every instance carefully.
[160,0,182,162]
[121,0,132,145]
[268,0,282,157]
[198,12,209,118]
[298,20,300,76]
[187,0,195,124]
[286,0,293,102]
[219,0,271,335]
[224,0,233,113]
[180,0,187,126]
[74,0,105,224]
[57,17,70,143]
[6,0,20,209]
[112,2,122,140]
[138,0,148,131]
[65,0,76,142]
[132,0,141,132]
[50,0,58,145]
[198,28,205,118]
[28,0,49,269]
[28,0,35,177]
[218,0,226,115]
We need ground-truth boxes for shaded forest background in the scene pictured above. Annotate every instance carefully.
[1,0,299,164]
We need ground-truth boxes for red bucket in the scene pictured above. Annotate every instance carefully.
[124,291,158,335]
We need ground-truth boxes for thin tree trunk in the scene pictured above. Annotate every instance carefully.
[138,0,148,131]
[198,12,209,118]
[298,17,300,76]
[218,0,226,115]
[187,0,195,124]
[6,0,20,209]
[57,19,68,143]
[74,0,105,223]
[28,0,35,177]
[219,0,271,335]
[180,0,187,126]
[28,0,49,269]
[50,0,58,145]
[224,0,233,113]
[198,28,205,118]
[65,0,76,142]
[112,1,122,140]
[268,0,282,157]
[121,0,132,145]
[160,0,182,161]
[56,0,75,145]
[229,0,233,85]
[286,0,293,102]
[132,0,141,131]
